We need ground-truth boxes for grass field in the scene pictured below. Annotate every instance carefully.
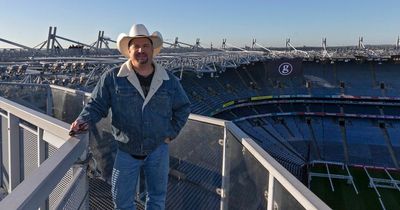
[310,164,400,210]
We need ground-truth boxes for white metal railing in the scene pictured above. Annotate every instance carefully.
[224,121,331,210]
[176,114,331,209]
[0,96,88,210]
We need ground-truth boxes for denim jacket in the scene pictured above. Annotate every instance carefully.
[78,60,191,155]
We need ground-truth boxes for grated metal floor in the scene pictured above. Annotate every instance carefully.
[89,178,114,210]
[89,178,145,210]
[89,175,220,210]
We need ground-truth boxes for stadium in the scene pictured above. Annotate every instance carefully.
[0,27,399,210]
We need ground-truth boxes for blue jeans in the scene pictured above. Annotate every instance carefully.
[111,143,169,210]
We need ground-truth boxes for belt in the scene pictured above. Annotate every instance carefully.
[131,154,147,160]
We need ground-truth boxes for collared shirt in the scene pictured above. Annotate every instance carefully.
[135,70,154,97]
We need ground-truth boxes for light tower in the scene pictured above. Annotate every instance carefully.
[91,31,116,49]
[194,38,201,50]
[252,38,256,50]
[358,37,365,49]
[321,37,331,59]
[222,39,227,49]
[286,38,290,51]
[322,37,327,50]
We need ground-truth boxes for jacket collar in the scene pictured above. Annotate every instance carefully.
[117,60,169,79]
[117,60,170,110]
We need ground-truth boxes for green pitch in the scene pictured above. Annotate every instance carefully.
[310,165,400,210]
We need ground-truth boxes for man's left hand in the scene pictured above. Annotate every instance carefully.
[164,137,172,144]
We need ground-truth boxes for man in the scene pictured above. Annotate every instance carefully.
[70,24,191,210]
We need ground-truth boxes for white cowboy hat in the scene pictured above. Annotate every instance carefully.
[117,24,163,58]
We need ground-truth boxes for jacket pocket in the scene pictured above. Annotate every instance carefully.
[115,87,141,118]
[150,90,172,117]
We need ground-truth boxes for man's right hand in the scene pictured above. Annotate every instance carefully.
[69,119,89,136]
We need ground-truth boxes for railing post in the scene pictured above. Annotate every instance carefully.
[7,113,21,192]
[38,127,48,210]
[38,128,46,165]
[0,113,5,187]
[267,174,275,210]
[220,126,229,210]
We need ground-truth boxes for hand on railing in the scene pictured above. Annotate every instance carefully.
[164,137,172,144]
[69,119,89,136]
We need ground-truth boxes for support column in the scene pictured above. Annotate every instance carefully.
[46,27,52,51]
[51,27,57,50]
[100,31,104,48]
[96,31,101,49]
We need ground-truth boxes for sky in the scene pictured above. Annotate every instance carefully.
[0,0,399,49]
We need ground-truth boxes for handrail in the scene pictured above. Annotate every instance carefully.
[189,113,226,126]
[0,96,70,141]
[50,84,92,97]
[181,115,331,209]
